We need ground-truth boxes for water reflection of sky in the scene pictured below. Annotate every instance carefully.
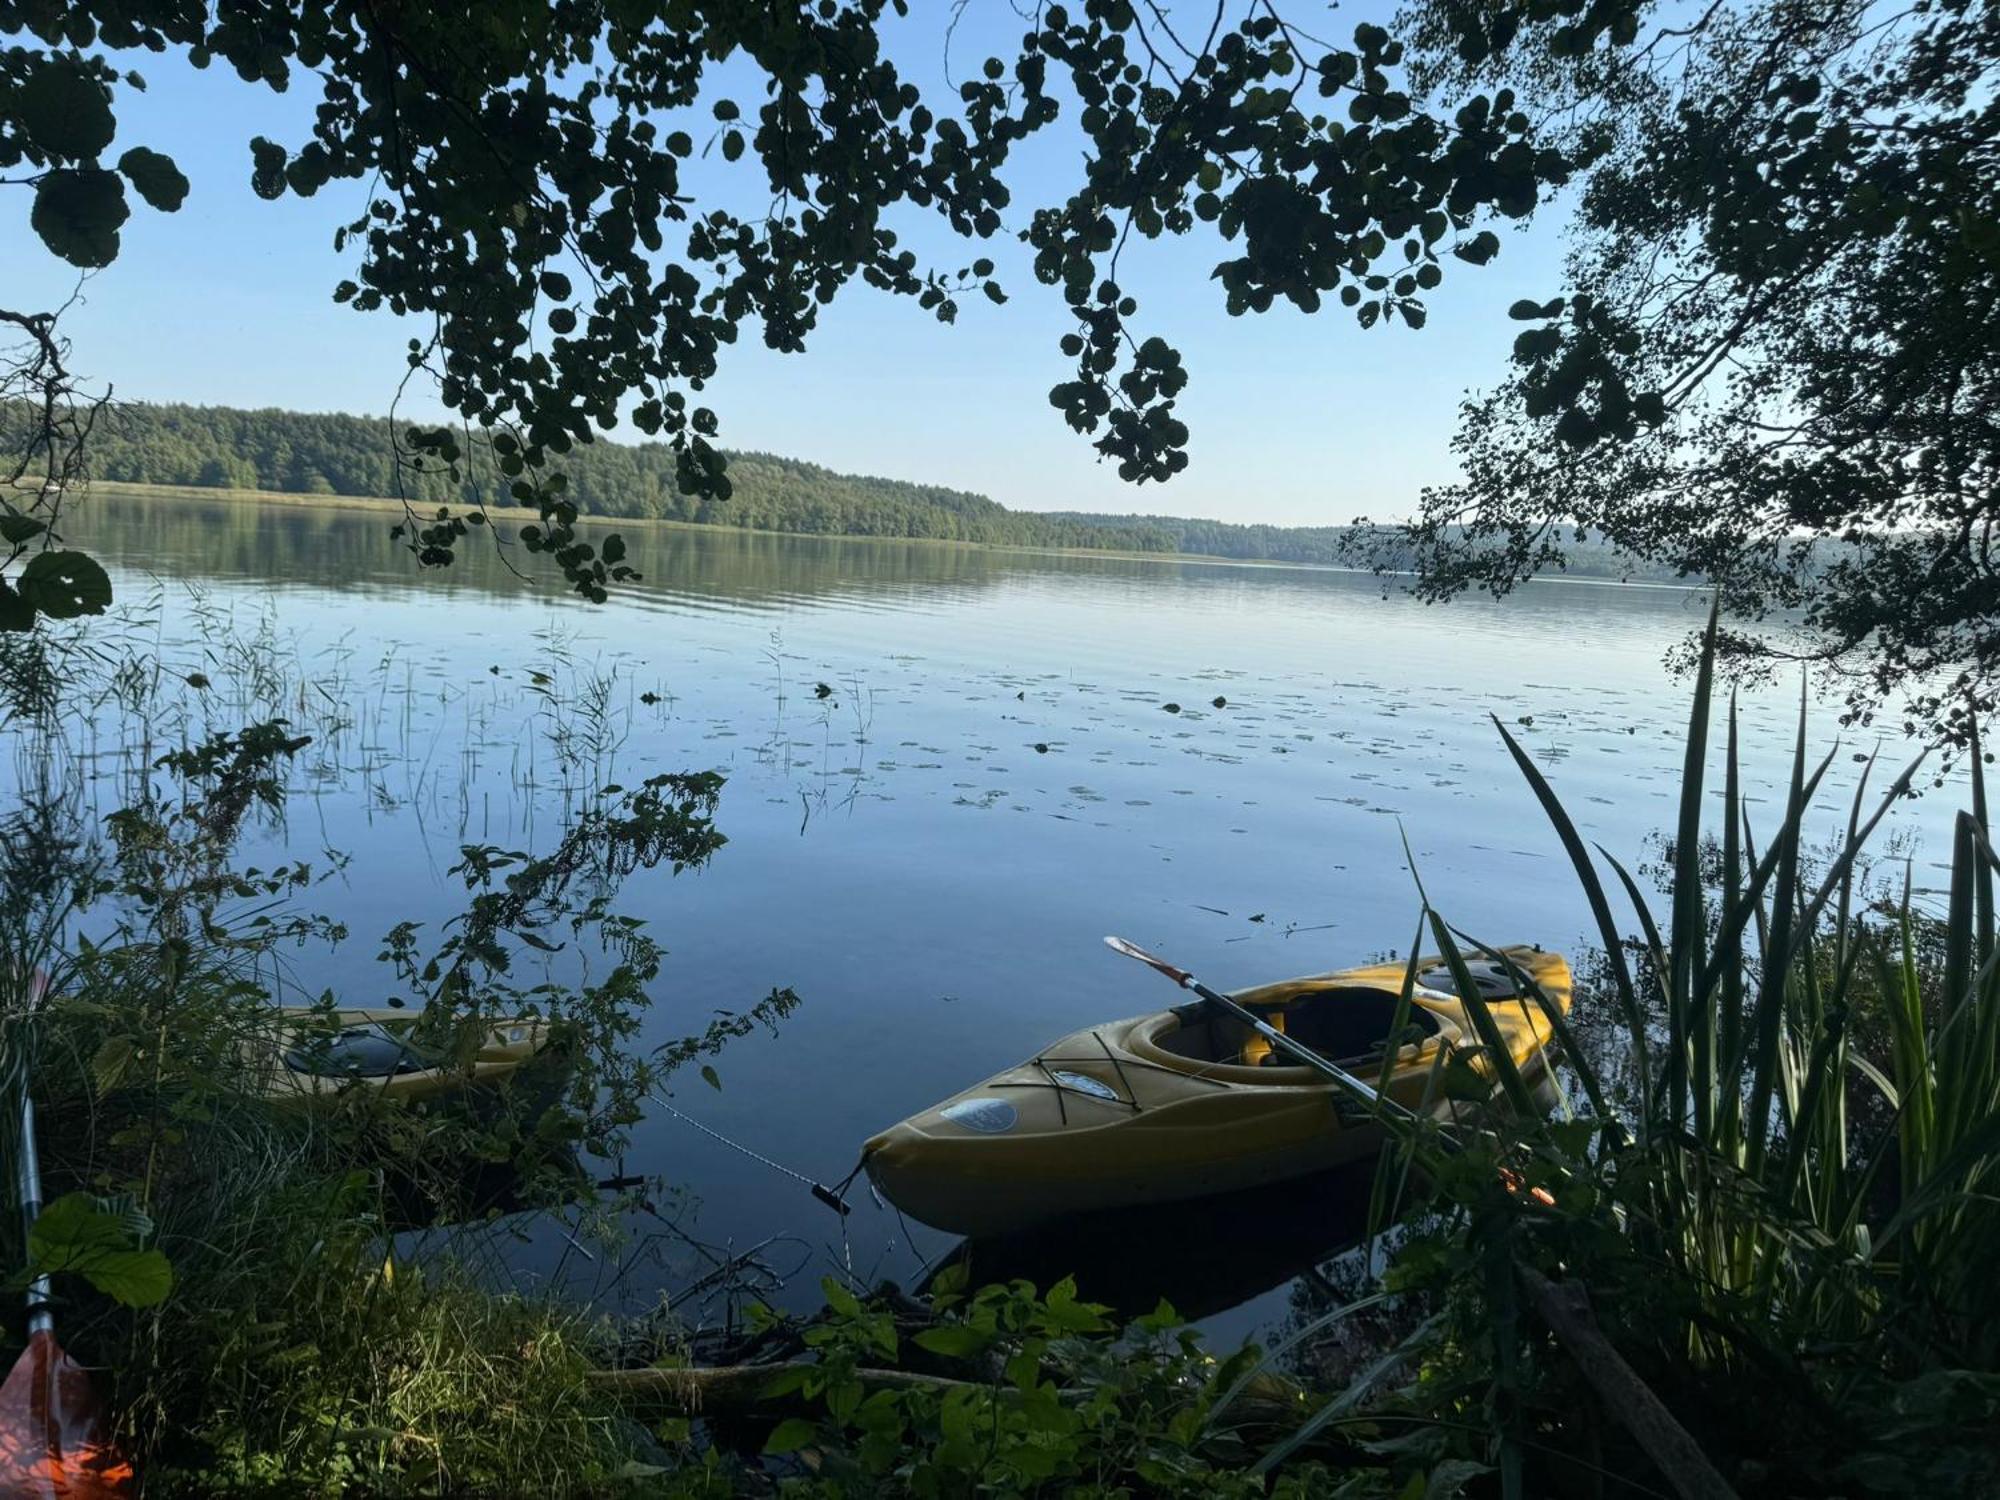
[46,496,1967,1348]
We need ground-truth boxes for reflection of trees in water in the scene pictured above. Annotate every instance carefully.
[73,489,1202,606]
[74,490,1719,644]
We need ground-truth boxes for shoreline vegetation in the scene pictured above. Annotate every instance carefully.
[63,402,1702,585]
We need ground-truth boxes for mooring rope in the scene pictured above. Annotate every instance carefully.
[650,1090,858,1216]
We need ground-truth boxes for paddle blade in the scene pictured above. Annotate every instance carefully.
[0,1332,134,1498]
[1103,935,1192,988]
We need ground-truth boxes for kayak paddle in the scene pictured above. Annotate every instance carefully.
[0,972,135,1498]
[1105,935,1561,1208]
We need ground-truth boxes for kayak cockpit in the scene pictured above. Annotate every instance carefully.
[1135,985,1446,1078]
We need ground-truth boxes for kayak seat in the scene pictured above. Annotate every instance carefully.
[1258,987,1441,1069]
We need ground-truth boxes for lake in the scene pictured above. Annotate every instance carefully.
[42,490,1960,1347]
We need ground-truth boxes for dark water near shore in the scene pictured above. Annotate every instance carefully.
[45,492,1958,1348]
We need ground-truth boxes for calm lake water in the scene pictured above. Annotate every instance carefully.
[47,492,1961,1346]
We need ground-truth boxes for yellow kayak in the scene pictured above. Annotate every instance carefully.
[864,947,1569,1236]
[248,1008,555,1107]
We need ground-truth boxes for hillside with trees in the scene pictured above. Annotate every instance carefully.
[82,406,1184,552]
[1051,510,1704,582]
[74,402,1178,552]
[75,403,1699,580]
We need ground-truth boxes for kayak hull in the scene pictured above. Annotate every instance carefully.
[865,947,1569,1237]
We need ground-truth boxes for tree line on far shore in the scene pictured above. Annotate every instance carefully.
[74,401,1177,552]
[68,401,1690,580]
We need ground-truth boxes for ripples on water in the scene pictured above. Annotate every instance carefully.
[40,493,1963,1345]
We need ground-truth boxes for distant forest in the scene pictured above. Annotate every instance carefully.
[58,402,1692,579]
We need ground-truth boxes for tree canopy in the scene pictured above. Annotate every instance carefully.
[3,0,1993,736]
[2,0,1587,609]
[1392,0,1998,742]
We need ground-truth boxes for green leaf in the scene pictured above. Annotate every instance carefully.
[31,169,128,268]
[699,1064,720,1091]
[759,1365,811,1398]
[90,1035,135,1096]
[21,61,114,159]
[18,549,112,619]
[80,1249,172,1307]
[1454,230,1500,265]
[117,146,189,211]
[249,136,288,199]
[0,516,48,545]
[912,1325,991,1358]
[25,1193,173,1307]
[761,1417,818,1455]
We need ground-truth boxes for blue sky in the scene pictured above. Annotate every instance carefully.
[5,4,1573,526]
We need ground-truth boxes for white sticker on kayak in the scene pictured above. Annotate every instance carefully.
[941,1097,1018,1133]
[1051,1071,1119,1101]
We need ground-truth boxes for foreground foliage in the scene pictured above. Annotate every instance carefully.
[0,633,790,1492]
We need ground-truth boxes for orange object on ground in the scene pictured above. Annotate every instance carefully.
[0,1331,134,1498]
[3,970,136,1497]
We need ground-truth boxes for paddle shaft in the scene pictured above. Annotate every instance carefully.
[1103,936,1407,1117]
[12,971,51,1336]
[15,1091,50,1336]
